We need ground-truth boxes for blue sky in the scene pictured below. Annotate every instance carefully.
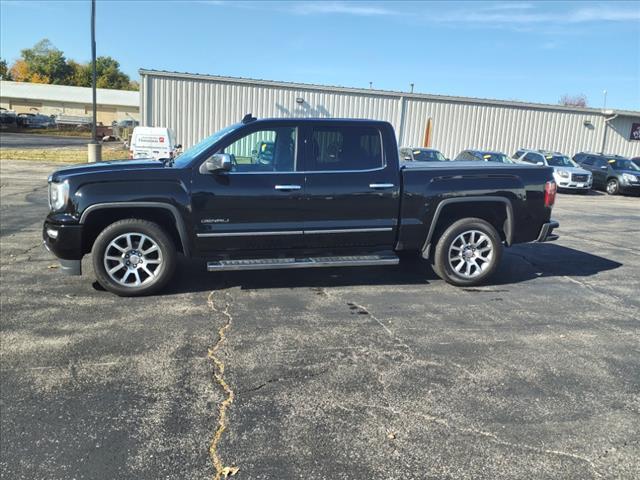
[1,1,639,110]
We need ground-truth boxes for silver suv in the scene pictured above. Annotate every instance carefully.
[514,149,592,192]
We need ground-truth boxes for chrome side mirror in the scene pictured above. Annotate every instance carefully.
[536,161,544,166]
[201,153,232,174]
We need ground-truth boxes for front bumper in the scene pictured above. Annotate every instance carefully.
[537,220,559,242]
[555,178,592,190]
[620,183,640,195]
[42,221,83,275]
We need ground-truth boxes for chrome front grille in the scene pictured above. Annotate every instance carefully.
[571,174,589,182]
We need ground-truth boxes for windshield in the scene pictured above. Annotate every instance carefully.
[546,155,577,167]
[172,122,243,168]
[480,153,513,164]
[413,149,446,162]
[608,158,639,171]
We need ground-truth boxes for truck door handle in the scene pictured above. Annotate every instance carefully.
[274,185,302,191]
[369,183,395,189]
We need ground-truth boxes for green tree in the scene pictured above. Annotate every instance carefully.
[95,56,132,90]
[20,39,71,84]
[0,58,11,80]
[68,60,91,87]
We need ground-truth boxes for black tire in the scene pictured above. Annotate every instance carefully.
[92,219,176,296]
[432,218,503,287]
[606,179,619,195]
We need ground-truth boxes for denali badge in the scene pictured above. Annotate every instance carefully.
[201,218,229,224]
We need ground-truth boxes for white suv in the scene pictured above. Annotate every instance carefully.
[514,149,592,192]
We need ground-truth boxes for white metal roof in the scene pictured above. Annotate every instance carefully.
[139,69,640,118]
[0,80,139,107]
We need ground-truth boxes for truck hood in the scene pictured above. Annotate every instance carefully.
[551,166,590,175]
[49,159,170,182]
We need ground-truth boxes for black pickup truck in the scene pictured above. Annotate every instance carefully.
[43,117,559,296]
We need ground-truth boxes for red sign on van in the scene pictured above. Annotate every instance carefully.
[159,136,165,143]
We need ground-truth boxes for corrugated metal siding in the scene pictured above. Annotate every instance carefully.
[141,72,640,158]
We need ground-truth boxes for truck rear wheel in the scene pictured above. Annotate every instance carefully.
[92,219,176,296]
[432,218,503,286]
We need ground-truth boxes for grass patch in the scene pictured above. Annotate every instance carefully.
[0,148,127,163]
[3,128,93,138]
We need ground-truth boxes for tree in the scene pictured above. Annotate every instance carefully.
[9,59,30,82]
[559,94,588,108]
[0,58,11,80]
[68,60,91,87]
[95,56,134,90]
[20,39,71,85]
[7,39,139,90]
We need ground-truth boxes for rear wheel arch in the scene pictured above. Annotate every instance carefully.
[80,203,189,256]
[421,197,513,259]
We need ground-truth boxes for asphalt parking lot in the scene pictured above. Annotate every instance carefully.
[1,160,638,480]
[0,133,90,149]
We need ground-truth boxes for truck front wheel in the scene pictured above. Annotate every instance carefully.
[92,219,177,296]
[432,218,503,286]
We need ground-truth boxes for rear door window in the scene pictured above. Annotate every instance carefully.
[307,125,383,171]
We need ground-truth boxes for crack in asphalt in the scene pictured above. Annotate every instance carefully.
[238,368,330,394]
[207,291,239,480]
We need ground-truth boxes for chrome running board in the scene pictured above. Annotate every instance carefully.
[207,254,399,272]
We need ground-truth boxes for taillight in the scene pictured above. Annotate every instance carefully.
[544,181,557,208]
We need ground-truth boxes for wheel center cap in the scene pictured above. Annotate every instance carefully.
[463,247,474,259]
[129,254,140,265]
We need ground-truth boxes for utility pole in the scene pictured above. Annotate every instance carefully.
[410,83,414,93]
[88,0,101,162]
[602,90,607,111]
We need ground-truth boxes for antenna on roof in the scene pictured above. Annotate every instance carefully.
[242,113,256,124]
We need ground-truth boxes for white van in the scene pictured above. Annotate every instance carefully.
[129,127,181,160]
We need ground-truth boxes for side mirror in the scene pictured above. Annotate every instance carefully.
[175,144,182,150]
[600,165,608,170]
[536,161,544,166]
[200,153,232,174]
[403,156,412,161]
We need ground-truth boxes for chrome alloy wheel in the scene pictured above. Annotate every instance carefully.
[447,229,493,279]
[103,232,163,287]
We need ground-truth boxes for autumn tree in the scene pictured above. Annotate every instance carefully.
[20,39,71,84]
[7,39,139,90]
[9,60,30,82]
[559,94,588,108]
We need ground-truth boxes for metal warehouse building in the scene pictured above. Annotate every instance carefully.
[140,69,640,158]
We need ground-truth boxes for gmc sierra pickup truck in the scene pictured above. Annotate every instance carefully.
[43,116,559,296]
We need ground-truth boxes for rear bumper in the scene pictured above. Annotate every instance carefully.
[537,220,559,242]
[43,221,83,275]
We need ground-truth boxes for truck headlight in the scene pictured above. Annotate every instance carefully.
[556,170,570,178]
[622,173,638,183]
[48,180,69,211]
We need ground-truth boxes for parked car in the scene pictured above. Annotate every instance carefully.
[454,150,515,164]
[17,113,55,129]
[0,109,18,130]
[129,126,181,160]
[574,152,640,195]
[513,149,592,193]
[112,119,139,129]
[43,116,559,296]
[399,147,447,162]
